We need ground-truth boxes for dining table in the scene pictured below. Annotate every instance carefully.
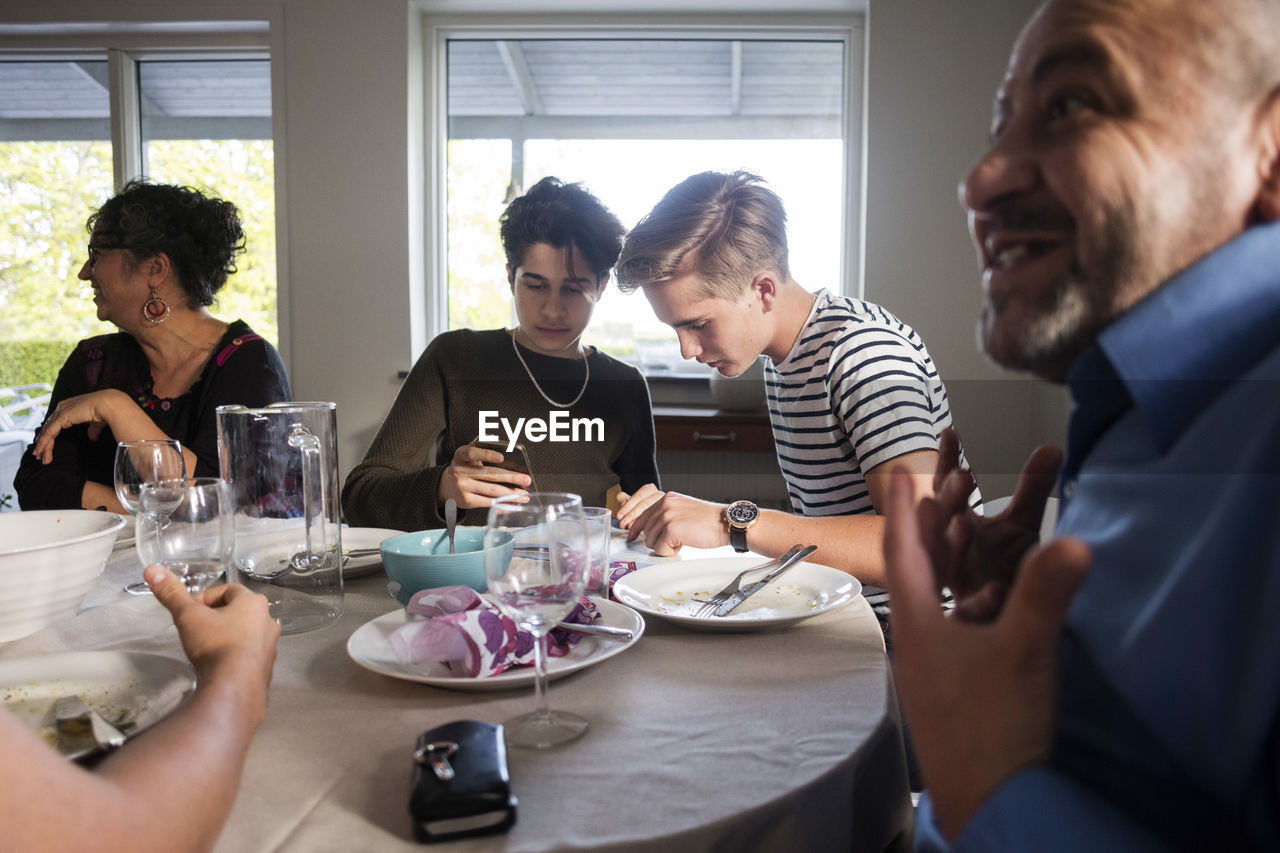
[1,529,914,853]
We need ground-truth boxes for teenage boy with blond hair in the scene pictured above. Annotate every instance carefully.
[615,170,979,593]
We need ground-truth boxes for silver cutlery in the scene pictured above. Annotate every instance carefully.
[445,498,458,554]
[712,544,817,617]
[341,547,381,567]
[54,695,127,762]
[692,545,804,618]
[553,620,634,641]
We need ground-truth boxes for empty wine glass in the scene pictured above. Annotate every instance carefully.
[136,477,234,596]
[484,492,590,748]
[114,439,186,594]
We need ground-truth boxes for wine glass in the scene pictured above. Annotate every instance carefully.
[484,492,591,748]
[135,477,234,596]
[114,439,186,594]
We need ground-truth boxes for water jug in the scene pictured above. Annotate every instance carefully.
[217,402,343,633]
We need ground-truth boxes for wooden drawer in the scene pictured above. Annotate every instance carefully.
[653,407,775,453]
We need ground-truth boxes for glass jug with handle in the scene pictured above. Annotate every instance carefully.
[217,402,343,634]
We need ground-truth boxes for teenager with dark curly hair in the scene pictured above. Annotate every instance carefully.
[343,176,659,530]
[16,180,290,512]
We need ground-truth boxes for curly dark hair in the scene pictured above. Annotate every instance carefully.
[87,179,246,307]
[498,176,625,282]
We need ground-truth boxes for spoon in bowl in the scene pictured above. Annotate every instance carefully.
[445,498,457,554]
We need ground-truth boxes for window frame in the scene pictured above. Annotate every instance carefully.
[418,12,866,353]
[0,19,290,366]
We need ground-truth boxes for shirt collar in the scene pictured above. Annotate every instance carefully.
[1093,222,1280,450]
[1063,344,1130,487]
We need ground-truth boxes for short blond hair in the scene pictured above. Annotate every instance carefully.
[616,171,790,300]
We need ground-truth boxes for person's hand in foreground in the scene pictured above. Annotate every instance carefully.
[884,469,1091,840]
[926,428,1064,621]
[616,485,727,555]
[438,443,531,510]
[149,564,279,704]
[0,566,280,853]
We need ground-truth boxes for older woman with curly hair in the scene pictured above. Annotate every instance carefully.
[15,180,290,512]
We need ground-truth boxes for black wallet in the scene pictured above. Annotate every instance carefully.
[410,720,517,843]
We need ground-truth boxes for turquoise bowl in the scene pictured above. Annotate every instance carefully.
[380,527,511,605]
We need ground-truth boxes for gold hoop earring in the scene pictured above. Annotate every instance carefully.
[142,286,170,325]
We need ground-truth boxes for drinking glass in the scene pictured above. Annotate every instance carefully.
[580,507,612,599]
[136,477,235,596]
[484,492,591,748]
[114,439,186,593]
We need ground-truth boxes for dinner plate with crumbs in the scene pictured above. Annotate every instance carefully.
[346,598,645,691]
[340,527,406,578]
[611,557,860,631]
[0,651,196,760]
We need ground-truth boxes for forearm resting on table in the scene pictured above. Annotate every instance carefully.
[0,665,268,853]
[81,480,125,514]
[747,510,889,588]
[745,457,937,588]
[342,464,446,530]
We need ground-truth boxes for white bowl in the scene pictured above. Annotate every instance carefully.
[0,511,125,643]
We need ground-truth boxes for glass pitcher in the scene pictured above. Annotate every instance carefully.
[217,402,343,634]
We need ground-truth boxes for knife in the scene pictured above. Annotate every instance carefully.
[553,621,634,640]
[694,545,803,609]
[713,545,817,617]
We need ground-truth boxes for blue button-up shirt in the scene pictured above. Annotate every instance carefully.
[917,222,1280,851]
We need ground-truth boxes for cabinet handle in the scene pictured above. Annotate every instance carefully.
[692,430,736,443]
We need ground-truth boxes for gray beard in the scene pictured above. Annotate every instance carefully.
[979,271,1095,378]
[980,206,1136,380]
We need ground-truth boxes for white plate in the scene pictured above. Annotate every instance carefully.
[341,527,406,578]
[0,651,196,759]
[346,598,645,691]
[612,557,860,631]
[112,513,136,550]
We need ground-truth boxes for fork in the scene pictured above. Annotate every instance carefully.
[692,545,804,618]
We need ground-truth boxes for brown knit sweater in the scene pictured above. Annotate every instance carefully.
[341,328,660,530]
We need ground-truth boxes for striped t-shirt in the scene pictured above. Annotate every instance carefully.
[766,288,974,516]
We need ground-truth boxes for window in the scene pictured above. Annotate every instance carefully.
[139,59,276,343]
[0,59,113,374]
[0,34,277,388]
[426,20,863,375]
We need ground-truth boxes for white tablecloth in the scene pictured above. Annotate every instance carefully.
[2,538,913,853]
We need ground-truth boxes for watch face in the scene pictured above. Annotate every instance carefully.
[726,501,758,525]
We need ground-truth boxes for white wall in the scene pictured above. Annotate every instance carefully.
[2,0,1069,495]
[262,0,420,474]
[864,0,1069,497]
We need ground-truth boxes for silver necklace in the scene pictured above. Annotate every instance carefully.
[510,329,590,408]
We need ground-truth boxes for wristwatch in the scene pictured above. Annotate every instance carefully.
[724,500,760,553]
